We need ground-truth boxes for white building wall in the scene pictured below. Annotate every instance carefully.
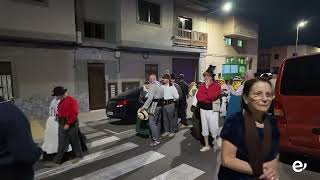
[0,0,76,41]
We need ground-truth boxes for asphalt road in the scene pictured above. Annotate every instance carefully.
[34,118,320,180]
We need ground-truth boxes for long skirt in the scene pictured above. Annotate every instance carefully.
[136,116,151,137]
[42,116,72,154]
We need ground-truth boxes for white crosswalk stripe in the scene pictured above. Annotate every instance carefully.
[150,164,205,180]
[87,119,120,126]
[85,131,106,139]
[86,136,120,148]
[73,151,166,180]
[35,142,139,179]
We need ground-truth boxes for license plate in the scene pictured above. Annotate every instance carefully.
[107,111,113,116]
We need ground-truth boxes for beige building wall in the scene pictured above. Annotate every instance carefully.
[204,16,258,79]
[0,0,76,42]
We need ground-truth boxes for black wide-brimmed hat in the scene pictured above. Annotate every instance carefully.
[203,65,216,77]
[52,86,67,96]
[170,73,177,80]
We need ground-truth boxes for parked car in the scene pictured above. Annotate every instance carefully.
[106,87,142,122]
[274,53,320,158]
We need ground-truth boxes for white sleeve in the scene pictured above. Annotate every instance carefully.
[192,90,198,106]
[172,86,179,100]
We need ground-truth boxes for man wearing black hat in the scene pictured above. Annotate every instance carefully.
[177,74,190,127]
[46,87,83,166]
[0,96,42,180]
[194,65,221,152]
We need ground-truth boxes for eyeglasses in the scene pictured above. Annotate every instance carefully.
[250,92,273,100]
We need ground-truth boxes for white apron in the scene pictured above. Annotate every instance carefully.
[42,99,72,154]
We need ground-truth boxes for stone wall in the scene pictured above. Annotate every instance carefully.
[14,93,90,122]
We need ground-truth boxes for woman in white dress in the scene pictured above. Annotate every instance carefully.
[42,97,71,160]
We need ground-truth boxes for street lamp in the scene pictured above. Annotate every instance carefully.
[295,20,308,55]
[207,2,233,15]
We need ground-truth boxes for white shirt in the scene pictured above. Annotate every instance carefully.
[162,84,179,100]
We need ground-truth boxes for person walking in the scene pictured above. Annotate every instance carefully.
[138,74,164,146]
[42,96,72,161]
[194,65,221,152]
[226,70,255,119]
[0,96,42,180]
[161,74,179,138]
[170,74,184,128]
[219,78,280,180]
[218,78,230,118]
[136,82,151,137]
[177,74,190,128]
[46,87,83,166]
[186,82,198,119]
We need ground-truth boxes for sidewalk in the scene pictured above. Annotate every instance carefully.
[31,109,108,143]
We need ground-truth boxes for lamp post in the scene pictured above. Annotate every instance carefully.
[295,20,308,55]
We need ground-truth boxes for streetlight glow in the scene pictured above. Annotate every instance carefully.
[222,2,233,12]
[297,20,308,28]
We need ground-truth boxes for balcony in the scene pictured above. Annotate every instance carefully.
[173,28,208,48]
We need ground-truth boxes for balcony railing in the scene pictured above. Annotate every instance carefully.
[173,28,208,48]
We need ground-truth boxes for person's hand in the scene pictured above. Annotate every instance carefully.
[259,163,279,180]
[138,107,144,113]
[64,124,70,130]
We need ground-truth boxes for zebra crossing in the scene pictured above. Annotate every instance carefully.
[35,119,207,180]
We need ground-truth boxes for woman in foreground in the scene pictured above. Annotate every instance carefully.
[218,78,280,180]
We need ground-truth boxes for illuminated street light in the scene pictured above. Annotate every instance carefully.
[222,2,233,13]
[295,20,308,55]
[207,2,233,15]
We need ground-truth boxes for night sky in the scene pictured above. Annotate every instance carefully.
[231,0,320,48]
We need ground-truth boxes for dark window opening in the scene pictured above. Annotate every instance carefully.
[138,0,161,25]
[84,22,105,39]
[178,16,192,30]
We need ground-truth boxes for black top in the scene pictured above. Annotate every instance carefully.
[218,112,280,180]
[0,102,42,166]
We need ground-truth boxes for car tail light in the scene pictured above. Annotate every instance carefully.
[274,98,286,125]
[117,99,128,107]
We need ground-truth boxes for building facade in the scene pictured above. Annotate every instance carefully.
[258,45,320,74]
[0,0,258,121]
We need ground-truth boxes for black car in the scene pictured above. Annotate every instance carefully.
[106,87,142,122]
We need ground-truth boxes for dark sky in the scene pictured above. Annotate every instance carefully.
[232,0,320,48]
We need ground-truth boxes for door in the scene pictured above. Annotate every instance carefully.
[172,58,198,84]
[280,55,320,149]
[0,62,14,100]
[88,63,106,110]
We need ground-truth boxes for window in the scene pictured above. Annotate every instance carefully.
[145,64,158,80]
[280,55,320,96]
[274,54,279,59]
[225,38,232,46]
[84,22,105,39]
[138,0,161,25]
[237,40,243,47]
[222,57,247,80]
[122,82,140,92]
[178,16,192,30]
[108,82,118,99]
[0,62,14,100]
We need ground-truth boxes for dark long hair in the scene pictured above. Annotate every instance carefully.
[241,77,272,113]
